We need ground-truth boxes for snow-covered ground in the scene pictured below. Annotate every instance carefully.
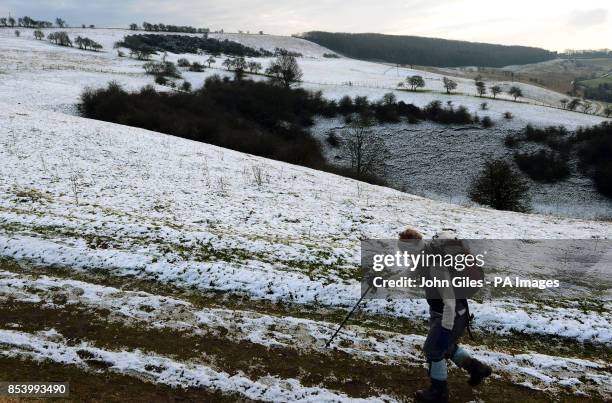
[2,28,609,219]
[0,27,611,401]
[312,117,612,219]
[1,28,608,123]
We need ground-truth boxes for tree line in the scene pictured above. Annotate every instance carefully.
[0,15,65,28]
[129,22,210,34]
[400,74,525,101]
[37,31,102,51]
[301,31,556,68]
[559,49,612,59]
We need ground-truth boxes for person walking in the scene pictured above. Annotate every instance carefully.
[399,228,492,403]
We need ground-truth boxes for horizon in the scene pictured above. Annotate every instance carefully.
[1,0,610,52]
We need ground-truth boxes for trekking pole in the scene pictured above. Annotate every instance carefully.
[325,284,372,348]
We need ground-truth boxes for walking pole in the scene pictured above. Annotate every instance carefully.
[325,284,372,348]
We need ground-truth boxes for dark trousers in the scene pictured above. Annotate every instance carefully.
[423,309,469,362]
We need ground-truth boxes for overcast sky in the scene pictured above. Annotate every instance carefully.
[1,0,610,51]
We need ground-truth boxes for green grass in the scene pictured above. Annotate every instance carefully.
[578,75,612,89]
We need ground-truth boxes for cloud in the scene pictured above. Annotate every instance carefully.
[568,8,608,28]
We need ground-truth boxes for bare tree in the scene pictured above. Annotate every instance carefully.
[381,92,396,105]
[206,56,216,67]
[342,118,390,178]
[560,98,569,109]
[222,58,234,70]
[581,101,593,114]
[129,23,138,30]
[8,17,15,27]
[55,17,66,28]
[265,54,303,88]
[509,86,523,101]
[233,57,247,80]
[34,29,44,40]
[490,85,502,99]
[567,98,581,111]
[442,77,457,94]
[247,61,263,74]
[475,81,487,97]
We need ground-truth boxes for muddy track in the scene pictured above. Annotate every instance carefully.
[1,258,608,362]
[0,301,580,402]
[0,356,253,403]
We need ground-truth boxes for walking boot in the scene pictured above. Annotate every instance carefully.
[461,357,492,386]
[415,379,449,403]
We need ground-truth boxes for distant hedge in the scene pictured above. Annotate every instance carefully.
[301,31,556,67]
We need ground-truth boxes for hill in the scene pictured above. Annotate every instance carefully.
[0,27,611,401]
[1,98,611,400]
[300,31,557,67]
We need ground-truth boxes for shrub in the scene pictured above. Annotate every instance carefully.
[514,150,570,183]
[80,78,332,171]
[143,61,181,78]
[373,101,400,123]
[503,111,513,119]
[506,125,571,154]
[154,75,168,85]
[504,122,612,198]
[481,116,493,128]
[574,121,612,198]
[326,132,340,147]
[504,134,520,148]
[469,159,530,212]
[323,53,340,58]
[180,81,192,92]
[177,58,191,67]
[189,62,204,72]
[423,100,473,124]
[274,47,302,57]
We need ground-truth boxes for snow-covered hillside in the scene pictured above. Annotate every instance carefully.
[0,28,608,126]
[0,27,611,401]
[2,99,611,399]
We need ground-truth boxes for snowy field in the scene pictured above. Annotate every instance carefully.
[2,28,609,218]
[0,27,611,401]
